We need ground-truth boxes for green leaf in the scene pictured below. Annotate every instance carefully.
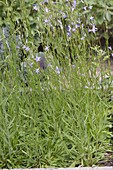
[106,11,112,21]
[96,15,104,25]
[0,18,3,26]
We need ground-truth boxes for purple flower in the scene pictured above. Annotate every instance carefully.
[16,45,20,49]
[23,45,30,52]
[81,37,85,40]
[66,25,71,36]
[76,24,80,28]
[33,4,38,11]
[72,0,76,11]
[48,63,52,67]
[89,6,93,10]
[60,11,67,19]
[33,6,38,11]
[67,32,71,37]
[26,47,30,51]
[45,7,49,13]
[36,68,40,74]
[89,25,97,33]
[108,46,112,50]
[29,63,33,67]
[44,18,51,26]
[44,19,50,24]
[35,56,41,62]
[90,16,94,20]
[66,25,71,32]
[72,28,76,32]
[72,64,76,68]
[83,6,87,10]
[62,13,67,19]
[45,46,49,51]
[56,66,61,74]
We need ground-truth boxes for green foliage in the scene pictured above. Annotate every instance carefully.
[0,53,112,168]
[78,0,113,25]
[0,0,113,168]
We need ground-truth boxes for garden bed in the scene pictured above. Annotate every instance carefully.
[0,0,113,169]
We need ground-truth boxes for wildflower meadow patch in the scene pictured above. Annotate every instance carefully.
[0,0,113,168]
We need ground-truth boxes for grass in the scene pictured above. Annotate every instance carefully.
[0,0,113,168]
